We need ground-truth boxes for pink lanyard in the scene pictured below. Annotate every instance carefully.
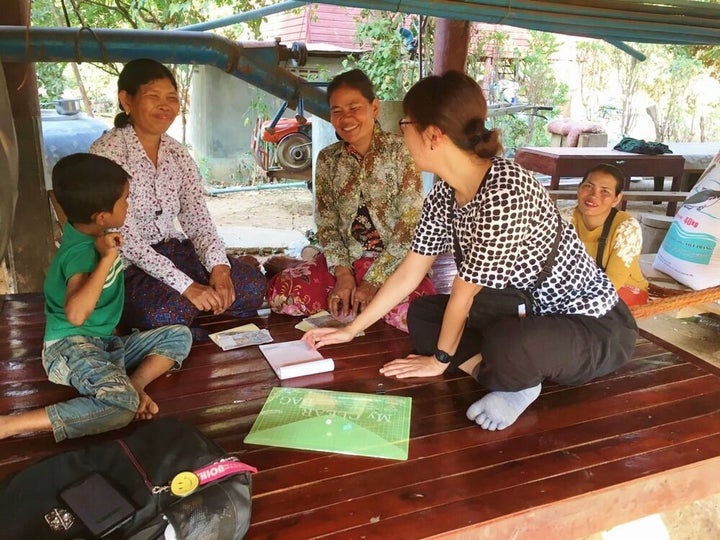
[170,459,257,497]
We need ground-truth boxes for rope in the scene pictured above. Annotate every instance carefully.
[630,285,720,319]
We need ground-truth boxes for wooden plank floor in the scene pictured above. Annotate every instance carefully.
[2,291,720,539]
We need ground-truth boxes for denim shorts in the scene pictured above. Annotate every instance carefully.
[42,325,191,441]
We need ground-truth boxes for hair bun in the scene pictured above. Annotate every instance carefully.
[465,118,489,147]
[469,128,491,147]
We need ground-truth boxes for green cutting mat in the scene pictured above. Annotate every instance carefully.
[244,387,412,460]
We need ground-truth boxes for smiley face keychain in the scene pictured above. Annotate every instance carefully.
[169,471,200,496]
[167,459,258,497]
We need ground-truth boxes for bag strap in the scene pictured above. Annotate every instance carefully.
[450,188,563,289]
[534,212,563,288]
[595,207,618,271]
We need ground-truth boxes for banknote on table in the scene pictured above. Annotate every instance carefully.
[295,310,365,336]
[209,323,274,351]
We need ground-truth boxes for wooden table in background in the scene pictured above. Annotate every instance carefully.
[515,146,686,215]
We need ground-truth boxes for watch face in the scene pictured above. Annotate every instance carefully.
[435,350,451,364]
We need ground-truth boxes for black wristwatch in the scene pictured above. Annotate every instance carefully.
[434,349,452,364]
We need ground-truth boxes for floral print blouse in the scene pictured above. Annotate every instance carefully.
[90,126,229,294]
[314,125,423,287]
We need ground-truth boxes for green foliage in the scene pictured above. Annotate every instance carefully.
[244,88,273,128]
[637,45,704,141]
[608,46,643,136]
[37,63,67,105]
[489,31,569,152]
[575,40,720,142]
[467,29,510,93]
[347,11,423,100]
[31,0,264,139]
[32,0,67,104]
[576,40,611,122]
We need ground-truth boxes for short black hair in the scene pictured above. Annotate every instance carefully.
[326,69,376,105]
[114,58,177,128]
[52,153,129,224]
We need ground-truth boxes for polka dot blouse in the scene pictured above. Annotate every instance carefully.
[410,157,618,317]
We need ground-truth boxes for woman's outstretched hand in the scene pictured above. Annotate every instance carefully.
[379,354,448,379]
[303,326,356,350]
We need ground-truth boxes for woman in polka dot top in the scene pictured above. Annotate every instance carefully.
[304,71,638,431]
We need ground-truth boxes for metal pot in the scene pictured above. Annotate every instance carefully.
[54,98,81,116]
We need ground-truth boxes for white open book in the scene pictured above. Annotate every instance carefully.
[259,340,334,380]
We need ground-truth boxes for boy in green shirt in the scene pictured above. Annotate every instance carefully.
[0,153,191,441]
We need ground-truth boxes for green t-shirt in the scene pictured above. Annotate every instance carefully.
[43,223,124,341]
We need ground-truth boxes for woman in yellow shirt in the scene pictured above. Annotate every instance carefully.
[560,163,649,306]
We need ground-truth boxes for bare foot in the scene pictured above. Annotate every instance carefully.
[135,391,160,421]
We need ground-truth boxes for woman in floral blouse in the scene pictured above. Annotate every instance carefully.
[91,59,265,339]
[560,163,649,306]
[266,69,435,331]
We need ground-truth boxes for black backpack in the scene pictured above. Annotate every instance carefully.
[0,417,254,539]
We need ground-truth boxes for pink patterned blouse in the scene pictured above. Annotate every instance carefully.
[90,126,229,294]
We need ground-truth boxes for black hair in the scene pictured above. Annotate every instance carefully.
[581,163,625,195]
[52,153,129,224]
[326,69,376,105]
[114,58,177,128]
[403,70,503,158]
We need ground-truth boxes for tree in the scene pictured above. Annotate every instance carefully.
[576,40,611,122]
[347,11,428,100]
[467,29,510,100]
[490,31,569,152]
[30,0,67,105]
[31,0,264,141]
[638,45,704,141]
[609,46,644,137]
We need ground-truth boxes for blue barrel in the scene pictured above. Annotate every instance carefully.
[41,109,111,187]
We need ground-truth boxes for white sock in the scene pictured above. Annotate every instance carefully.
[466,383,542,431]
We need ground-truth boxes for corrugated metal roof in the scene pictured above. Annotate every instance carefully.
[306,0,720,45]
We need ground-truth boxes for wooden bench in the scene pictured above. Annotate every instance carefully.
[2,270,720,537]
[549,189,688,204]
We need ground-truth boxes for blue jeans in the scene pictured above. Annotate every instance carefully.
[42,325,192,442]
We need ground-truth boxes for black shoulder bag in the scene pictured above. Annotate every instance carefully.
[595,207,618,271]
[450,192,563,330]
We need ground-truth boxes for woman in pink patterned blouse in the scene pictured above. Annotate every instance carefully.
[91,59,265,339]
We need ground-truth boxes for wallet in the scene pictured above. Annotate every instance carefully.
[59,472,135,538]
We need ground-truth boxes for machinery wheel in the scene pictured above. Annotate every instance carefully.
[276,132,312,172]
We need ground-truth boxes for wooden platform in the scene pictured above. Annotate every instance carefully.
[2,292,720,539]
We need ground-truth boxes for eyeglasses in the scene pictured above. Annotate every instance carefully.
[398,119,416,131]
